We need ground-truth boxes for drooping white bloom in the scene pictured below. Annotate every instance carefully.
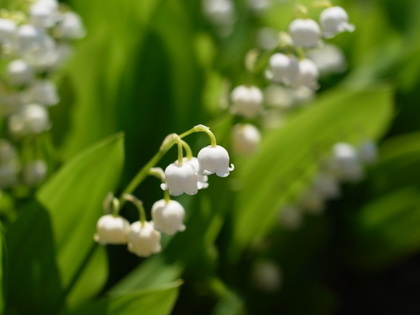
[330,142,364,181]
[288,18,321,48]
[232,123,261,155]
[182,157,208,189]
[278,204,303,230]
[161,162,198,196]
[197,145,234,177]
[256,28,278,50]
[312,172,340,200]
[16,24,43,53]
[127,221,161,257]
[202,0,235,27]
[57,12,86,39]
[0,18,16,44]
[306,44,347,75]
[298,58,319,90]
[8,104,50,137]
[7,59,34,86]
[152,199,186,236]
[320,6,355,38]
[22,160,48,186]
[268,53,299,85]
[29,2,58,28]
[252,260,282,292]
[230,85,263,118]
[27,80,59,106]
[94,214,130,245]
[358,139,378,165]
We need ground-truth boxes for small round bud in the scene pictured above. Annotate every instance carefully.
[57,12,86,39]
[152,199,186,236]
[268,53,299,85]
[232,123,261,155]
[197,145,234,177]
[94,214,130,245]
[320,6,355,38]
[127,221,161,257]
[7,60,34,86]
[230,85,263,118]
[288,18,321,48]
[29,2,57,28]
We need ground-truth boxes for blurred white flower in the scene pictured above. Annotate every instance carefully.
[320,6,355,38]
[268,53,299,85]
[278,204,303,230]
[358,139,378,165]
[127,221,161,257]
[330,142,364,182]
[8,104,50,137]
[22,159,48,186]
[152,199,186,236]
[312,172,340,200]
[29,2,58,28]
[0,18,16,44]
[94,214,130,245]
[27,80,59,106]
[230,85,263,118]
[306,44,347,75]
[252,260,282,292]
[298,59,319,90]
[57,12,86,39]
[198,145,234,177]
[7,59,34,86]
[232,123,261,155]
[288,18,321,48]
[256,28,278,50]
[161,162,198,196]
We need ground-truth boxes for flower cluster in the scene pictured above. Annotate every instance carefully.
[95,125,234,257]
[0,0,85,188]
[225,3,354,157]
[278,139,378,229]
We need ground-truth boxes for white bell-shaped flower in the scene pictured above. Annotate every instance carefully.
[288,18,321,48]
[0,18,16,44]
[22,160,48,186]
[320,6,355,38]
[331,142,364,181]
[161,161,198,196]
[8,104,50,137]
[94,214,130,245]
[268,53,299,85]
[152,199,186,236]
[358,139,378,165]
[27,80,59,106]
[306,44,347,75]
[57,12,86,39]
[298,58,319,90]
[16,24,43,53]
[29,2,57,28]
[230,85,263,118]
[232,123,261,155]
[127,221,161,257]
[197,145,234,177]
[182,157,208,189]
[7,59,34,86]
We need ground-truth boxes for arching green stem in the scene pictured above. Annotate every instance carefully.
[123,194,146,227]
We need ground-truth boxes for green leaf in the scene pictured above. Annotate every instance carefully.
[0,223,4,315]
[232,87,393,255]
[36,132,124,309]
[66,281,182,315]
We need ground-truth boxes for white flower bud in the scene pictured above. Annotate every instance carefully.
[278,204,303,230]
[298,59,319,90]
[127,221,161,257]
[22,160,48,186]
[57,12,86,39]
[0,18,16,44]
[251,260,282,292]
[230,85,263,118]
[7,59,34,86]
[27,80,59,106]
[331,142,364,182]
[94,214,130,245]
[358,140,378,165]
[288,18,321,48]
[320,6,355,38]
[8,104,50,137]
[268,53,299,85]
[197,145,234,177]
[152,199,186,236]
[232,123,261,155]
[256,28,278,50]
[29,2,57,28]
[306,44,347,75]
[161,162,198,196]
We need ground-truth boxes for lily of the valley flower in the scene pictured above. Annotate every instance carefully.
[288,18,321,48]
[232,123,261,155]
[7,59,34,86]
[268,53,299,85]
[230,85,264,118]
[161,161,198,196]
[298,59,319,90]
[198,145,234,177]
[127,221,161,257]
[152,199,186,236]
[94,214,130,245]
[320,6,355,38]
